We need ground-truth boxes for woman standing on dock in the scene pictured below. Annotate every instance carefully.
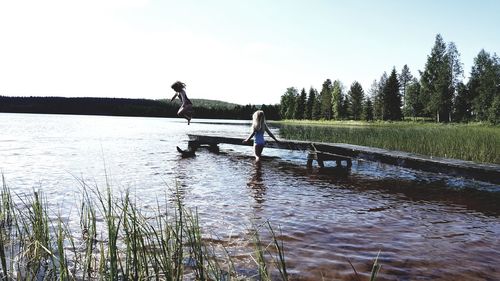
[170,81,193,125]
[243,110,279,162]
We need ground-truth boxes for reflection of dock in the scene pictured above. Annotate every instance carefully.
[186,134,500,184]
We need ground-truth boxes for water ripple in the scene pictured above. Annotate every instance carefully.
[1,113,499,281]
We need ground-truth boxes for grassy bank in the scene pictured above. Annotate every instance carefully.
[274,120,499,164]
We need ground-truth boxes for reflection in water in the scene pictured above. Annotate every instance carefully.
[278,159,500,217]
[247,161,266,205]
[171,153,198,203]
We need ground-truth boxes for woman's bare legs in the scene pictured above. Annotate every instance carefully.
[178,106,193,125]
[254,144,264,162]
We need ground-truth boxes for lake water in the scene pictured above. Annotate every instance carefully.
[1,113,499,280]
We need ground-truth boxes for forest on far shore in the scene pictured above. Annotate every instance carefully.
[279,34,500,124]
[0,96,281,120]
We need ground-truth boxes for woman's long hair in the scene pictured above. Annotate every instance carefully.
[252,110,266,132]
[171,81,186,92]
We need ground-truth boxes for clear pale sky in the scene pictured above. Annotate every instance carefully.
[0,0,499,105]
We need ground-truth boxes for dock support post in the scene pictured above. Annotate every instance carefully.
[308,149,352,169]
[209,144,219,153]
[307,151,316,168]
[188,140,200,152]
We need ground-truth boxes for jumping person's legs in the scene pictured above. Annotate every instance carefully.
[178,104,193,124]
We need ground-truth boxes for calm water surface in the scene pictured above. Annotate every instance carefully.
[1,113,499,280]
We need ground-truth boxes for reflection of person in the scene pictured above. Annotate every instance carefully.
[243,110,279,162]
[247,161,266,204]
[170,81,193,125]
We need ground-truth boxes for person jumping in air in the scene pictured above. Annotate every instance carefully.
[243,110,279,162]
[170,81,193,125]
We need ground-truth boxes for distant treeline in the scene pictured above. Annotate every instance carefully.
[280,34,500,124]
[0,96,281,120]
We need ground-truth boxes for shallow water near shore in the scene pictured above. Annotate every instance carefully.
[1,113,499,280]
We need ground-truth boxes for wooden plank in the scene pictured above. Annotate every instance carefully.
[187,134,311,150]
[187,134,500,184]
[317,151,351,161]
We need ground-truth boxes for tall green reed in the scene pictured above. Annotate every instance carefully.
[0,174,12,277]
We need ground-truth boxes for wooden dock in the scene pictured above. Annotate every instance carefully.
[187,134,500,185]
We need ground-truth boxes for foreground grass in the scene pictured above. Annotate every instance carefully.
[0,175,380,280]
[0,179,290,280]
[274,120,500,164]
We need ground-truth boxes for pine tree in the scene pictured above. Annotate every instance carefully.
[383,68,402,120]
[488,94,500,124]
[331,80,344,120]
[341,95,350,119]
[399,64,413,109]
[320,79,333,119]
[362,97,374,121]
[446,41,464,122]
[405,78,423,119]
[295,88,307,119]
[447,42,464,93]
[373,73,387,120]
[279,87,299,119]
[312,90,322,120]
[468,49,500,121]
[420,34,454,122]
[453,82,471,122]
[305,87,317,120]
[348,81,365,120]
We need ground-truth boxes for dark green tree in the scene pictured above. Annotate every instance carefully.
[341,94,350,119]
[348,81,365,120]
[362,97,374,121]
[279,87,299,119]
[468,49,500,121]
[404,78,423,119]
[383,68,402,120]
[257,104,280,120]
[295,88,307,119]
[420,34,453,122]
[488,94,500,124]
[399,64,413,110]
[373,73,387,120]
[331,80,344,120]
[312,90,322,120]
[320,79,333,119]
[305,87,317,120]
[447,42,464,92]
[452,82,472,122]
